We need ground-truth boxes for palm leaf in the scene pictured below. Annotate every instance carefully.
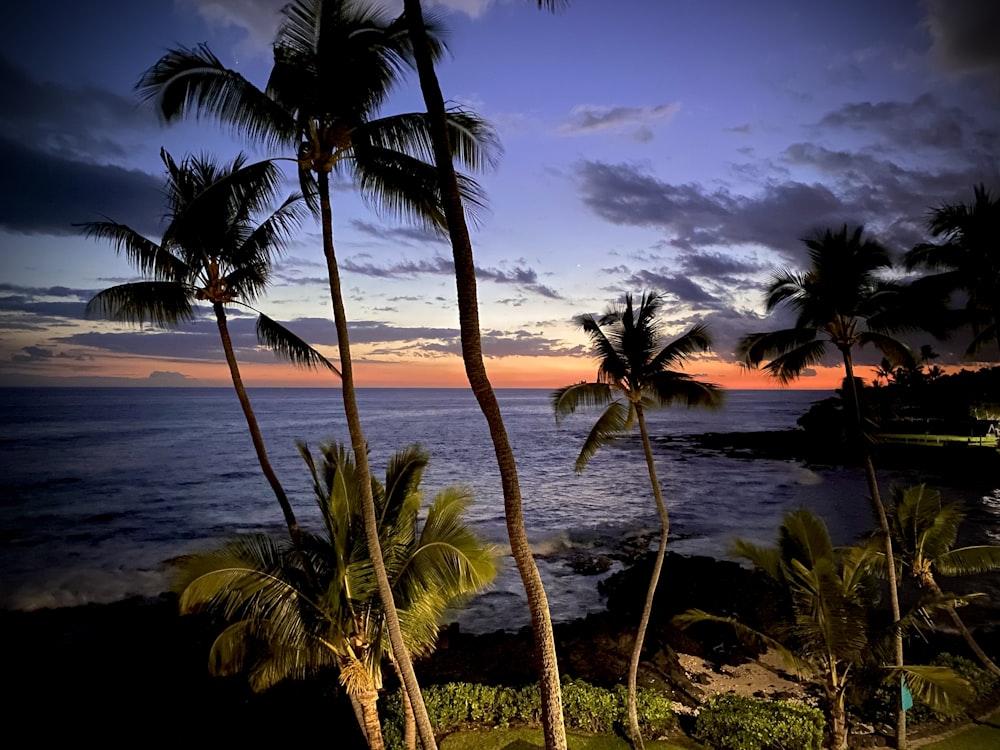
[551,382,613,421]
[730,538,782,580]
[255,313,341,376]
[936,546,1000,577]
[574,400,630,473]
[647,372,723,409]
[86,282,195,328]
[78,221,188,281]
[648,322,713,371]
[887,666,974,717]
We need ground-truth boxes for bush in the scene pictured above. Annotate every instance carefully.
[693,694,824,750]
[380,679,676,748]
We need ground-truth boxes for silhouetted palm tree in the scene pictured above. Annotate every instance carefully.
[553,291,720,749]
[177,442,497,750]
[83,150,333,549]
[906,183,1000,356]
[737,224,916,748]
[138,3,496,743]
[399,2,570,746]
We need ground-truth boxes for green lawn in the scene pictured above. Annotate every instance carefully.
[919,710,1000,750]
[439,727,697,750]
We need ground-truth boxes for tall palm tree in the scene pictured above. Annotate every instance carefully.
[552,291,721,749]
[884,485,1000,677]
[82,150,334,550]
[138,4,496,744]
[177,442,497,750]
[905,183,1000,356]
[399,2,570,747]
[737,224,916,747]
[676,509,973,750]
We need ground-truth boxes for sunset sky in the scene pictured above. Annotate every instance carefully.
[1,0,998,389]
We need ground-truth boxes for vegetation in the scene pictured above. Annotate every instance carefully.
[692,694,825,750]
[176,442,497,750]
[737,224,918,747]
[675,509,973,749]
[83,150,333,550]
[906,183,1000,356]
[553,291,721,748]
[399,1,572,747]
[874,486,1000,677]
[140,2,498,745]
[380,679,676,747]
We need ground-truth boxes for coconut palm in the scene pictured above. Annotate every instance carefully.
[398,1,569,746]
[552,291,721,749]
[82,150,334,549]
[676,509,973,750]
[138,3,497,744]
[177,442,497,750]
[905,184,1000,356]
[737,224,916,747]
[884,485,1000,677]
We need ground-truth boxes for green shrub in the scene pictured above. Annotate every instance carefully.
[693,694,824,750]
[381,679,676,748]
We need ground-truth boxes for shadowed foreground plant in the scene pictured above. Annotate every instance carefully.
[177,443,497,750]
[675,509,972,750]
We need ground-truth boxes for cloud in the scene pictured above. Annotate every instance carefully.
[559,103,681,140]
[177,0,285,57]
[147,370,196,384]
[340,255,562,299]
[350,219,444,245]
[923,0,1000,84]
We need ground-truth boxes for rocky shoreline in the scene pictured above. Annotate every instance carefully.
[7,547,998,745]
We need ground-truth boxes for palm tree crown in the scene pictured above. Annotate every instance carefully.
[177,442,497,749]
[553,291,722,471]
[738,225,914,384]
[905,183,1000,356]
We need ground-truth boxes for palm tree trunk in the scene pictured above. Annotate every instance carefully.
[627,405,670,750]
[827,684,849,750]
[926,577,1000,677]
[357,687,387,750]
[317,172,437,750]
[841,349,906,749]
[401,4,567,749]
[212,302,303,542]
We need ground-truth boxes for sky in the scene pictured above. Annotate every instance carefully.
[1,0,999,389]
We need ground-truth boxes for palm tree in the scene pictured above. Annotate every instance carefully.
[177,442,497,750]
[737,224,916,747]
[398,2,570,747]
[884,485,1000,677]
[552,291,721,749]
[82,150,335,551]
[676,509,973,750]
[138,4,497,744]
[905,184,1000,356]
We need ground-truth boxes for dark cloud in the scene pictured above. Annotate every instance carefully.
[10,345,92,363]
[339,255,562,299]
[0,134,163,236]
[559,103,681,139]
[923,0,1000,83]
[147,370,196,384]
[349,219,444,245]
[419,329,586,359]
[613,270,721,308]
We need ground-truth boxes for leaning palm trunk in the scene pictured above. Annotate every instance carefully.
[923,576,1000,677]
[212,302,303,542]
[841,349,906,748]
[626,406,669,750]
[317,173,436,750]
[402,3,567,748]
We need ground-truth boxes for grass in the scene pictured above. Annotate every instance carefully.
[919,709,1000,750]
[881,433,998,447]
[439,727,698,750]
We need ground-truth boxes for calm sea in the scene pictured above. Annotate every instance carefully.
[2,387,997,631]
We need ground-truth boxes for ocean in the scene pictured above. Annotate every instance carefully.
[2,387,998,632]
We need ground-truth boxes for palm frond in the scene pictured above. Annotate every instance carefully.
[730,538,782,580]
[647,322,713,371]
[78,221,187,281]
[936,546,1000,577]
[762,340,829,384]
[574,400,630,473]
[887,666,974,717]
[86,282,195,328]
[550,382,614,421]
[137,44,296,149]
[255,313,341,376]
[647,372,723,409]
[737,328,819,369]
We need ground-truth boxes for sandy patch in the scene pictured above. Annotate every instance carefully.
[674,650,816,713]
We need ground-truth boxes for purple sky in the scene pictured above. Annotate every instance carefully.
[1,0,998,387]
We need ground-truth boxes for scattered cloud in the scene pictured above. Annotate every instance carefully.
[559,103,681,141]
[922,0,1000,84]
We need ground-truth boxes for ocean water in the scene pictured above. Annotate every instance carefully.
[1,387,997,632]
